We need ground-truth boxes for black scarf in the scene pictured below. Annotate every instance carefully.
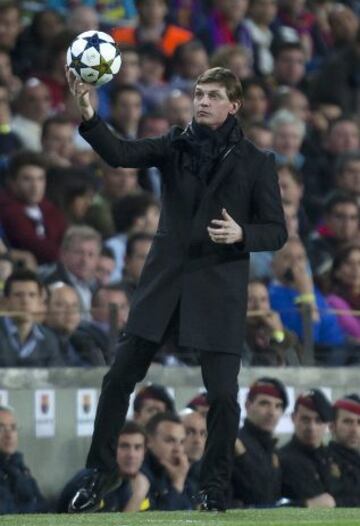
[175,113,239,184]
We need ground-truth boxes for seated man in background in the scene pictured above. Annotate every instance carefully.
[58,421,147,513]
[279,389,337,508]
[45,282,105,366]
[231,377,287,508]
[244,280,302,366]
[142,412,192,510]
[328,394,360,507]
[0,269,63,367]
[0,405,47,514]
[269,237,345,365]
[181,410,207,496]
[133,384,175,427]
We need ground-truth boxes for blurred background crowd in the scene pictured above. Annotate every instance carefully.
[1,0,360,366]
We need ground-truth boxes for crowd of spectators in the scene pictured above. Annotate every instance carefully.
[1,379,360,513]
[0,0,360,366]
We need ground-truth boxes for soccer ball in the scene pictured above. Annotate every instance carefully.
[66,30,121,87]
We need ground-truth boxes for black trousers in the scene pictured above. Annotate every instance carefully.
[87,333,241,494]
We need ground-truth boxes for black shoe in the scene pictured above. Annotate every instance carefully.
[197,489,226,512]
[68,469,122,513]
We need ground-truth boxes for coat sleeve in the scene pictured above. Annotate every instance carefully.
[79,114,169,168]
[239,153,288,253]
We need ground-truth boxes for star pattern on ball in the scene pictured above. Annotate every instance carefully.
[91,55,114,79]
[70,54,89,72]
[83,33,108,52]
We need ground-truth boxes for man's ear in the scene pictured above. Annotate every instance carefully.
[230,100,241,115]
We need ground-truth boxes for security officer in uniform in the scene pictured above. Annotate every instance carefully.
[279,389,337,508]
[231,377,288,507]
[328,394,360,507]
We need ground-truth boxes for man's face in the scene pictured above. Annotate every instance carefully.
[134,399,167,426]
[247,282,270,312]
[278,167,303,206]
[337,160,360,197]
[148,421,186,466]
[165,93,193,128]
[326,203,359,241]
[0,7,21,50]
[125,239,152,283]
[61,239,100,282]
[0,410,18,455]
[331,409,360,450]
[181,49,209,80]
[7,281,42,320]
[327,122,360,155]
[42,123,75,160]
[246,394,284,433]
[23,83,51,123]
[95,256,116,286]
[103,166,139,199]
[116,432,146,477]
[193,82,239,130]
[293,405,327,448]
[92,289,130,329]
[138,0,167,26]
[273,123,303,158]
[117,50,140,85]
[46,286,81,334]
[112,91,142,126]
[11,165,46,205]
[249,0,277,26]
[275,50,306,86]
[182,412,207,463]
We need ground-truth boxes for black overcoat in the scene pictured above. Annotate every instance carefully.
[80,116,287,353]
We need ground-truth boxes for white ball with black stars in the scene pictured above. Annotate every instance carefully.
[66,30,121,87]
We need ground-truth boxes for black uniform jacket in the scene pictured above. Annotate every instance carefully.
[80,116,287,353]
[328,440,360,507]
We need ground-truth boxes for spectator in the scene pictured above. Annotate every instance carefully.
[186,392,209,418]
[277,163,309,239]
[245,122,273,150]
[326,244,360,360]
[210,44,254,81]
[123,232,154,288]
[45,282,104,366]
[106,193,159,281]
[270,42,308,91]
[269,109,306,170]
[181,410,207,496]
[271,86,311,124]
[95,247,116,287]
[279,389,337,508]
[66,5,99,34]
[0,48,21,102]
[198,0,252,55]
[76,282,132,364]
[328,394,360,507]
[45,225,101,318]
[58,421,147,513]
[41,115,76,168]
[142,412,192,510]
[0,80,22,161]
[307,192,360,279]
[108,85,143,139]
[137,44,170,111]
[241,77,269,126]
[11,78,51,151]
[0,2,24,76]
[170,40,209,94]
[243,279,302,366]
[0,405,47,514]
[334,151,360,205]
[0,151,67,264]
[327,3,359,52]
[277,0,315,60]
[85,162,140,238]
[0,269,62,367]
[133,384,175,426]
[231,377,288,507]
[269,237,345,364]
[162,89,193,128]
[112,0,194,59]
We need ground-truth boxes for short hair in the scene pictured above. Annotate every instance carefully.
[335,150,360,177]
[4,269,43,298]
[327,116,360,137]
[0,405,14,415]
[119,420,147,443]
[91,281,133,307]
[323,191,359,216]
[100,246,115,261]
[195,67,243,104]
[126,232,154,259]
[210,44,251,69]
[61,225,102,252]
[268,109,306,140]
[112,192,159,233]
[273,41,305,60]
[109,84,142,107]
[42,115,74,142]
[7,151,47,180]
[134,384,175,414]
[146,411,182,436]
[173,39,207,66]
[276,163,303,186]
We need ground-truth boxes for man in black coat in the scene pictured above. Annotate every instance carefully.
[66,66,287,512]
[231,377,287,507]
[328,394,360,507]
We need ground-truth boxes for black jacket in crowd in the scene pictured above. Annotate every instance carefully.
[231,418,282,507]
[328,440,360,507]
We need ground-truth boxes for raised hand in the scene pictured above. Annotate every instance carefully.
[65,67,94,121]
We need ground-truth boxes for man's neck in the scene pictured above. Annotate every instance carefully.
[13,320,33,343]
